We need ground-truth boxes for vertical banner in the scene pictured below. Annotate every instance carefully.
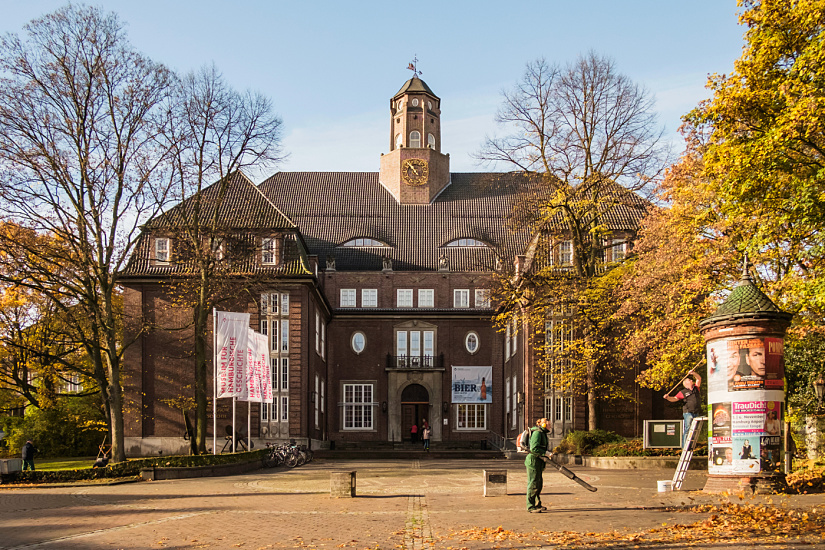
[451,366,493,403]
[258,332,274,404]
[240,330,273,404]
[707,337,785,475]
[215,311,250,399]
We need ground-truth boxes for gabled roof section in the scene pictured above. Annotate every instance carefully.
[147,171,296,231]
[393,76,438,100]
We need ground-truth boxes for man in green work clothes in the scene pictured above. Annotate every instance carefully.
[525,417,549,513]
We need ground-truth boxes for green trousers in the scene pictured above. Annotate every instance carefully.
[526,460,545,510]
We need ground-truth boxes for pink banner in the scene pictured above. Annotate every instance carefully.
[216,311,250,398]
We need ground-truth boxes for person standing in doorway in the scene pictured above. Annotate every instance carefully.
[664,369,703,447]
[22,440,37,471]
[422,425,430,452]
[410,423,418,444]
[525,418,549,513]
[421,419,429,445]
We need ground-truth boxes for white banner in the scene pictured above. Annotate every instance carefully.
[240,330,273,403]
[452,366,493,403]
[215,311,250,399]
[258,331,274,404]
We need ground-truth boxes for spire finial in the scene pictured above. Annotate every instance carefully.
[407,55,422,78]
[742,252,752,280]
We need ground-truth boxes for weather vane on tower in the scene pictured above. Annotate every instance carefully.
[407,55,422,78]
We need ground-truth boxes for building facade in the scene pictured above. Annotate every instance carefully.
[121,76,660,456]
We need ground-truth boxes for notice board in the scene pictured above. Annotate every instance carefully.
[643,420,683,449]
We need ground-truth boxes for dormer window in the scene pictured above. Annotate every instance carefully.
[155,237,170,263]
[445,238,488,248]
[340,238,389,248]
[409,131,421,148]
[261,237,280,265]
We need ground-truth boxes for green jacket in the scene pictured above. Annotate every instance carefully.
[524,427,549,468]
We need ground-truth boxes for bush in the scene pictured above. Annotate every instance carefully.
[0,397,106,458]
[10,449,267,484]
[554,429,624,455]
[591,437,707,457]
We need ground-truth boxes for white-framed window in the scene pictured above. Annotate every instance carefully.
[397,289,413,308]
[475,289,490,308]
[511,375,518,428]
[315,312,320,352]
[409,130,421,148]
[261,400,269,421]
[341,238,388,247]
[396,329,435,366]
[554,396,573,422]
[559,240,573,266]
[211,238,225,261]
[427,133,436,149]
[456,403,486,430]
[281,320,289,352]
[271,358,278,391]
[343,383,374,430]
[505,378,511,415]
[66,373,82,394]
[320,321,325,359]
[321,380,325,414]
[505,323,511,359]
[280,396,289,422]
[418,289,434,308]
[340,289,357,308]
[465,331,479,354]
[362,289,377,308]
[395,133,402,149]
[445,238,487,247]
[511,318,518,354]
[281,357,289,390]
[314,375,320,429]
[281,294,289,315]
[155,237,170,262]
[352,331,366,354]
[607,238,626,263]
[454,289,470,308]
[271,399,278,422]
[412,98,419,107]
[261,237,280,265]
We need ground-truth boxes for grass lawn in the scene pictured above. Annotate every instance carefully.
[36,457,97,471]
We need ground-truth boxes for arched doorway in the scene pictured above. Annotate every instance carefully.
[401,383,429,443]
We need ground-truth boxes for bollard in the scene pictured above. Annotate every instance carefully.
[330,471,356,497]
[483,469,507,497]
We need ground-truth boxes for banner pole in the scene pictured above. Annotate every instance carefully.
[213,308,217,455]
[232,397,237,453]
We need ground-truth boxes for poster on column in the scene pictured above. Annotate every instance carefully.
[451,366,492,403]
[215,311,250,399]
[706,336,785,475]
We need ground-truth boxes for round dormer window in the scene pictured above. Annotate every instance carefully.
[428,100,433,110]
[412,98,419,107]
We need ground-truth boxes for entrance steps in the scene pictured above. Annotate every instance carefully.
[316,440,506,460]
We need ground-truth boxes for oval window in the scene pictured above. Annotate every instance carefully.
[397,100,403,111]
[412,98,419,107]
[352,332,366,354]
[428,100,433,110]
[465,332,479,354]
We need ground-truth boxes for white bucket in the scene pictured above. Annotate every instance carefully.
[657,480,673,492]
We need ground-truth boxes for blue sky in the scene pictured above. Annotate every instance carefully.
[0,1,745,176]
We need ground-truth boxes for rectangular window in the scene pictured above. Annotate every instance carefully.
[281,320,289,352]
[281,293,289,315]
[320,321,326,359]
[423,331,434,365]
[271,399,278,422]
[155,238,170,262]
[397,289,413,308]
[211,238,225,261]
[418,289,434,308]
[281,358,289,390]
[262,237,280,265]
[271,358,278,391]
[261,400,269,421]
[396,331,407,366]
[512,375,518,428]
[270,321,279,352]
[280,396,289,422]
[321,380,325,414]
[474,289,490,308]
[340,289,357,308]
[511,318,518,354]
[314,375,320,429]
[454,289,470,308]
[315,312,320,353]
[66,373,82,394]
[557,241,570,265]
[456,403,486,430]
[343,383,374,430]
[505,324,511,359]
[608,238,626,263]
[362,289,377,308]
[505,378,511,415]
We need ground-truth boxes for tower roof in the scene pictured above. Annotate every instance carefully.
[699,270,792,327]
[393,76,438,100]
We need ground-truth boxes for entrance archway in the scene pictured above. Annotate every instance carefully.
[401,384,429,443]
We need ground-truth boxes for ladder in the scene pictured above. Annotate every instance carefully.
[672,416,706,490]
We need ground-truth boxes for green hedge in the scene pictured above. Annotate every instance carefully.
[9,449,267,484]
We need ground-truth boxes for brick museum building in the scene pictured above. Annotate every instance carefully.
[121,76,663,455]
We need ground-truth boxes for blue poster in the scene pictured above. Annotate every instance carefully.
[452,366,492,403]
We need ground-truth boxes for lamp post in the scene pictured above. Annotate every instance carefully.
[814,374,825,410]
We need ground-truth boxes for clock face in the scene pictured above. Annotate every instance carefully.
[401,158,429,186]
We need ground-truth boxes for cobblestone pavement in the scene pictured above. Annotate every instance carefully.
[1,458,823,549]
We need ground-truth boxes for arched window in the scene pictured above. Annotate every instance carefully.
[340,238,389,248]
[409,131,421,148]
[427,133,436,149]
[445,238,488,248]
[395,133,402,149]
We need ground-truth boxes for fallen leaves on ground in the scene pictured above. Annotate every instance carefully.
[427,502,825,548]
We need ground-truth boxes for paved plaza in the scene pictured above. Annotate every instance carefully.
[1,458,823,549]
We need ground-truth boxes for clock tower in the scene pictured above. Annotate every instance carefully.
[379,76,450,204]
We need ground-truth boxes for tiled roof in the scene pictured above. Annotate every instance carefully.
[700,273,792,326]
[146,171,295,231]
[257,172,648,272]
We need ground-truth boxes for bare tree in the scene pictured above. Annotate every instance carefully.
[0,6,175,461]
[151,65,284,453]
[480,52,667,429]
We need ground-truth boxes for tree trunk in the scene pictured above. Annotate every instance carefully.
[194,292,210,454]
